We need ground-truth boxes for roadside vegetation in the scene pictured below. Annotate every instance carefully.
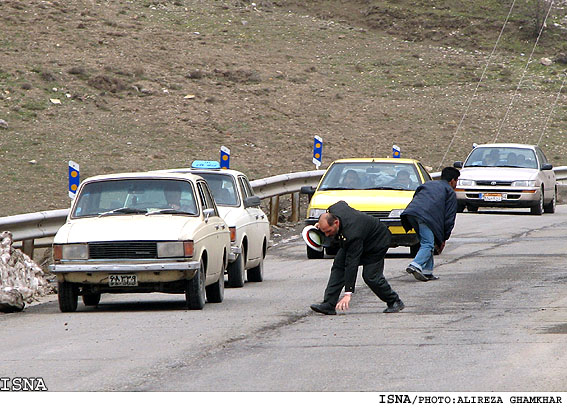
[1,0,566,216]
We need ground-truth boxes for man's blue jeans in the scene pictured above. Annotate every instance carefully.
[407,216,435,272]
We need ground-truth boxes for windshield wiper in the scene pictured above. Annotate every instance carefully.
[364,186,399,190]
[145,209,195,216]
[98,207,147,217]
[319,187,358,191]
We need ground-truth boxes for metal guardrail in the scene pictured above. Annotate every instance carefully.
[2,166,567,257]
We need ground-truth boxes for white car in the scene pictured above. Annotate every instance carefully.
[160,161,270,287]
[454,143,557,215]
[49,172,230,312]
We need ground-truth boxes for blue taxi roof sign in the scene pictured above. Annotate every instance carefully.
[191,160,221,170]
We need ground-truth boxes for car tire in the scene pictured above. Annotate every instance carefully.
[544,188,556,214]
[247,257,264,282]
[186,259,206,310]
[58,282,78,313]
[410,243,420,258]
[306,245,324,259]
[467,205,478,212]
[530,188,544,215]
[205,273,224,303]
[227,251,245,288]
[82,292,101,307]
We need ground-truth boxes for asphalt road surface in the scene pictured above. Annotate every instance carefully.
[2,206,567,392]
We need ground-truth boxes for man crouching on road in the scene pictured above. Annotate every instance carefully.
[310,201,404,315]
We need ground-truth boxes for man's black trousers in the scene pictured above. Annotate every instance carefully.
[323,249,399,307]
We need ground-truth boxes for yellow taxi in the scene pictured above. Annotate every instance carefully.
[301,158,432,258]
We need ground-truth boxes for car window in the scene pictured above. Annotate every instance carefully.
[238,177,253,198]
[417,163,432,182]
[535,147,548,168]
[195,173,239,206]
[464,147,537,169]
[197,182,218,216]
[318,162,422,191]
[73,179,197,218]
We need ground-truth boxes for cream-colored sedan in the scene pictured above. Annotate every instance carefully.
[160,162,270,288]
[49,172,230,312]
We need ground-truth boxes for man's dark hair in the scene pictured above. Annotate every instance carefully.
[440,167,460,182]
[322,212,339,224]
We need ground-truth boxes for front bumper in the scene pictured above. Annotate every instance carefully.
[455,187,540,208]
[49,261,200,273]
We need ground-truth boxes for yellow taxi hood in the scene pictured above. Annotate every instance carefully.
[309,190,415,212]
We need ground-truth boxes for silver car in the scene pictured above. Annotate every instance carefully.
[453,143,556,215]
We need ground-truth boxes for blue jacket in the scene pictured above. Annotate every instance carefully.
[401,180,457,246]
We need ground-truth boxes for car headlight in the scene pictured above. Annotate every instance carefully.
[54,244,88,261]
[457,179,476,186]
[157,241,194,258]
[511,180,537,187]
[388,209,404,218]
[308,208,327,219]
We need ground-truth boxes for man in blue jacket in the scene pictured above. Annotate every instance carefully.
[401,167,460,281]
[310,201,404,315]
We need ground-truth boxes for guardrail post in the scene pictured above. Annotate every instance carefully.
[290,192,300,222]
[22,239,35,258]
[269,196,280,225]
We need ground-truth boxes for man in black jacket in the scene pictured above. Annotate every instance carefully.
[401,167,460,282]
[310,201,404,315]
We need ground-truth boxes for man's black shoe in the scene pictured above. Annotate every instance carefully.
[406,265,428,282]
[384,299,405,313]
[424,274,439,281]
[310,303,337,315]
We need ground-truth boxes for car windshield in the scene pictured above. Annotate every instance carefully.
[194,173,239,206]
[72,179,198,218]
[318,162,422,191]
[464,147,537,169]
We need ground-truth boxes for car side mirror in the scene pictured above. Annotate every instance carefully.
[453,161,463,169]
[300,186,316,195]
[541,163,553,170]
[243,195,261,208]
[203,208,215,222]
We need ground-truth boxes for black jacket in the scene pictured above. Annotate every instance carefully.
[401,180,457,246]
[328,201,391,292]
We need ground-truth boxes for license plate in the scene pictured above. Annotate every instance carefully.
[481,193,502,202]
[109,274,138,287]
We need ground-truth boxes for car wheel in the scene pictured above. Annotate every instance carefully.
[410,243,420,258]
[186,259,206,310]
[82,292,101,307]
[467,205,478,212]
[544,188,556,214]
[58,282,78,313]
[306,245,324,259]
[205,272,224,304]
[530,188,544,215]
[247,257,264,282]
[227,251,245,288]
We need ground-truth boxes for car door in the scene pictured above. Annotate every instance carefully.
[535,147,555,200]
[237,176,263,262]
[196,181,226,282]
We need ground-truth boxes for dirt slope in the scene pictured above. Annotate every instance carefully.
[1,0,566,216]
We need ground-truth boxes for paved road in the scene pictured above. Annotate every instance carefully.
[2,207,567,391]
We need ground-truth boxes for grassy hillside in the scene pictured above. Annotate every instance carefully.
[1,0,566,216]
